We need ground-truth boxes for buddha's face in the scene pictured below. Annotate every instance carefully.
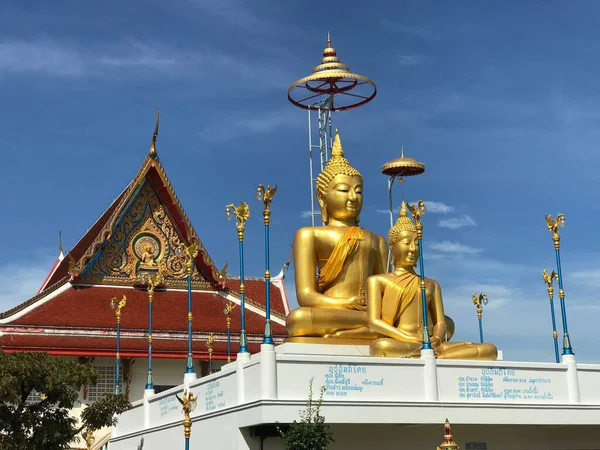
[392,230,419,269]
[321,174,363,223]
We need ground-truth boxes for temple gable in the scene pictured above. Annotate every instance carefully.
[77,178,211,288]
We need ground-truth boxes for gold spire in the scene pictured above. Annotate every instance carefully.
[388,199,417,245]
[315,129,362,199]
[400,199,408,218]
[327,31,331,48]
[58,231,65,260]
[437,419,460,450]
[149,107,159,159]
[331,129,344,157]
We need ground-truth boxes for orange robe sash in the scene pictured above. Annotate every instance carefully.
[381,271,420,327]
[317,226,364,292]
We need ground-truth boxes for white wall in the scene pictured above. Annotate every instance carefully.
[110,421,600,450]
[111,346,600,450]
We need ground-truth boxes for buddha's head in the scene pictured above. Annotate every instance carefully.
[316,130,363,225]
[389,200,419,269]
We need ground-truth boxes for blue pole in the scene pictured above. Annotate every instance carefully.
[239,239,249,353]
[554,248,574,355]
[263,220,274,344]
[227,325,231,362]
[549,297,560,363]
[186,274,194,374]
[115,319,121,394]
[417,237,432,350]
[478,318,484,344]
[185,437,189,450]
[146,293,153,390]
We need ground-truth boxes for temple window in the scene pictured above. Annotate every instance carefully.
[86,366,123,402]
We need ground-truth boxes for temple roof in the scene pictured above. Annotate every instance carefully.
[1,125,291,357]
[0,276,288,358]
[39,152,226,293]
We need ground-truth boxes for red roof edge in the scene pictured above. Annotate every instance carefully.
[37,258,61,294]
[42,187,130,289]
[1,275,71,319]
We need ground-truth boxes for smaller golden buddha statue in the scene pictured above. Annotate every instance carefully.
[286,130,388,340]
[367,201,497,360]
[140,243,157,267]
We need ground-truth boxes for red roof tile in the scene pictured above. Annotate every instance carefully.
[8,285,287,336]
[225,277,288,319]
[0,334,271,358]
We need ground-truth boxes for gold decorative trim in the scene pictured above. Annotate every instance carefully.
[69,154,223,287]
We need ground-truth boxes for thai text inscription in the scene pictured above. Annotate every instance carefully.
[324,364,384,398]
[457,368,554,402]
[159,395,178,418]
[204,380,225,412]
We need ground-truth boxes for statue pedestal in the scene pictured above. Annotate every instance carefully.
[111,344,600,450]
[276,342,370,357]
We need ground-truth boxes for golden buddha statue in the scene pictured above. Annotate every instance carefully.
[286,130,389,340]
[367,201,497,360]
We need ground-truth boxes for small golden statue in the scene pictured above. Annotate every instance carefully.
[176,390,198,439]
[84,429,95,450]
[286,130,389,340]
[140,242,157,267]
[367,201,497,360]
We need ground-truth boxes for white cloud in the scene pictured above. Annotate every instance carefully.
[396,55,429,67]
[199,109,301,141]
[186,0,265,30]
[438,214,476,229]
[0,40,86,76]
[373,201,453,216]
[0,38,198,77]
[379,19,436,40]
[569,268,600,282]
[422,201,454,214]
[300,210,313,219]
[0,262,55,313]
[428,241,482,255]
[0,38,293,91]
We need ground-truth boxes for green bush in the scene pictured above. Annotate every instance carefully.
[279,377,334,450]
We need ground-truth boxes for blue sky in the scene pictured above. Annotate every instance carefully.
[2,1,600,363]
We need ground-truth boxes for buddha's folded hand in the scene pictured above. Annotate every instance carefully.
[346,295,367,311]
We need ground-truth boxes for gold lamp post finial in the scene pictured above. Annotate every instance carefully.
[176,390,198,441]
[225,202,250,241]
[223,301,236,363]
[545,213,566,250]
[206,333,215,373]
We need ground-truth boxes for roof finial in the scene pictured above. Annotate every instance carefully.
[149,107,159,159]
[401,145,405,158]
[327,31,331,48]
[58,231,65,261]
